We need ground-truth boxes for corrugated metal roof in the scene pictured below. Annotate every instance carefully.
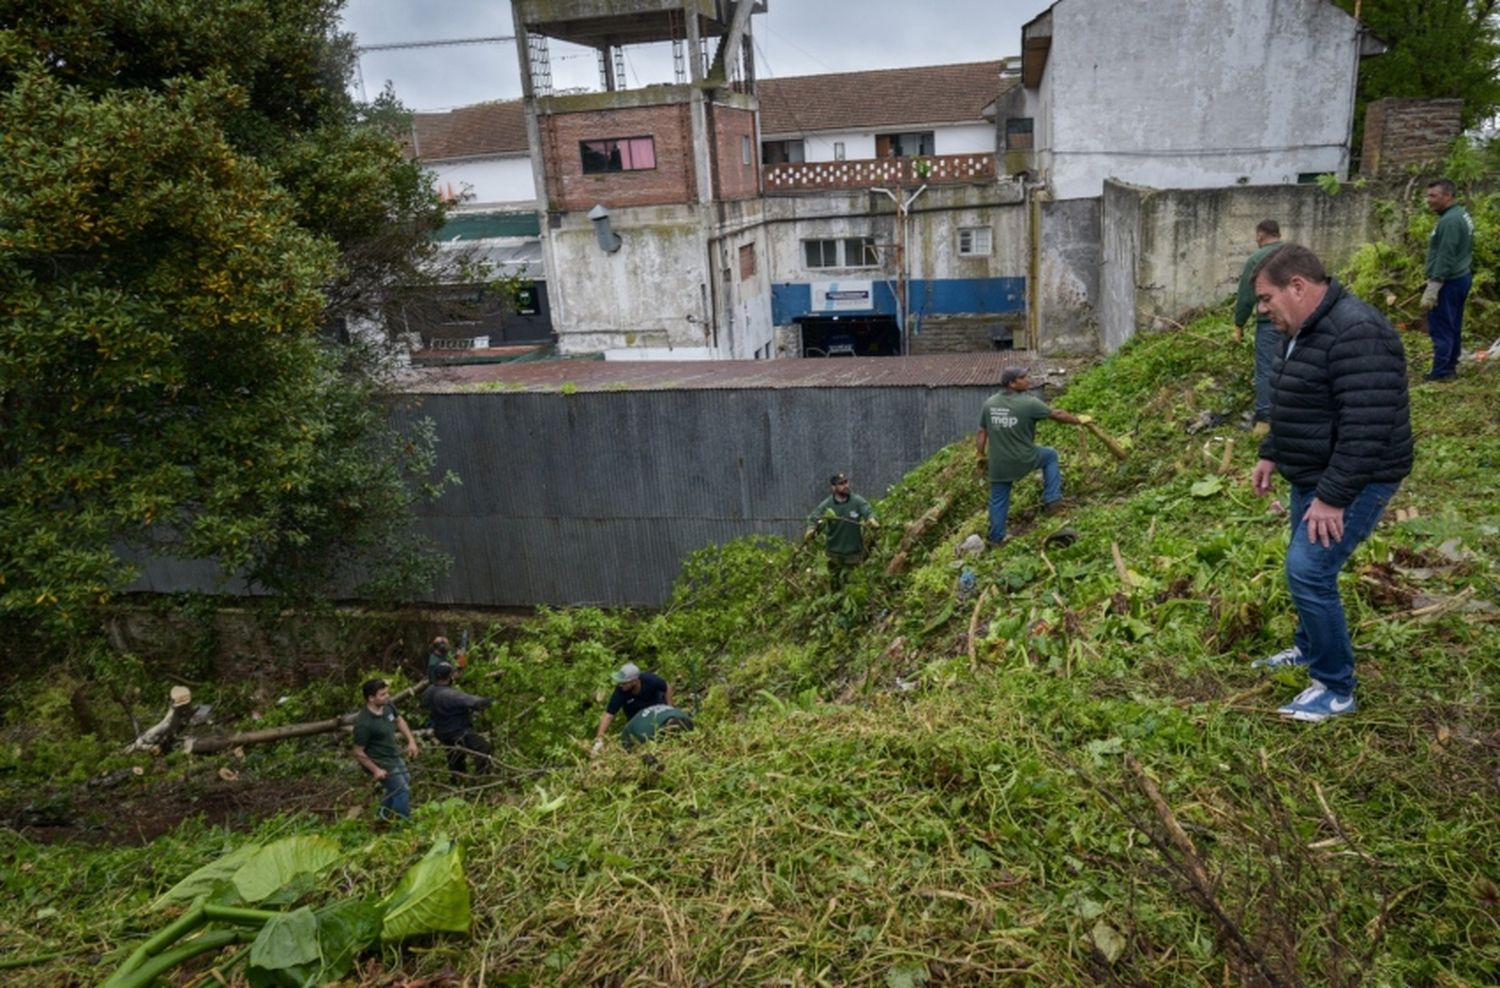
[407,100,528,161]
[403,353,1077,394]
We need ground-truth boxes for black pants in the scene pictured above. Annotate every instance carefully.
[438,729,492,779]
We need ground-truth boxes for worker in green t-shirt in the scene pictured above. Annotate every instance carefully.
[352,679,420,820]
[1419,177,1474,381]
[804,472,877,586]
[976,367,1090,547]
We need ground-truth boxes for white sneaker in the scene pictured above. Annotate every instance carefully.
[1252,645,1309,670]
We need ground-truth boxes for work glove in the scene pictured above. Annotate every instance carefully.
[590,738,604,757]
[801,528,815,545]
[1421,279,1442,311]
[1076,414,1094,425]
[1230,324,1243,344]
[866,518,879,530]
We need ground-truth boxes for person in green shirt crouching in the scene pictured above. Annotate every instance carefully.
[976,366,1090,548]
[805,472,877,587]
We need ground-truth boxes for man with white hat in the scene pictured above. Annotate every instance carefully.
[592,662,672,754]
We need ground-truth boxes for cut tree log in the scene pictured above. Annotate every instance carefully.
[128,681,429,757]
[886,494,953,576]
[122,687,200,753]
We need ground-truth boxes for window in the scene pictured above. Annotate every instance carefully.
[741,135,751,165]
[762,139,805,164]
[739,243,756,280]
[580,137,656,174]
[803,237,878,269]
[875,131,935,158]
[958,227,992,257]
[1005,118,1034,151]
[833,142,846,161]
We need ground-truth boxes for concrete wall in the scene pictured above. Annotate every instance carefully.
[1098,178,1382,349]
[546,202,711,353]
[1037,197,1100,353]
[428,155,537,207]
[1043,0,1361,200]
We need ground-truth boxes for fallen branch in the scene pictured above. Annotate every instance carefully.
[967,587,993,668]
[886,494,952,576]
[1083,421,1129,461]
[122,687,201,754]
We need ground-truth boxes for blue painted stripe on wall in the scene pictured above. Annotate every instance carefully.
[772,277,1025,324]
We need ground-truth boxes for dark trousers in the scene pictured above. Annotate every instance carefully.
[438,729,492,779]
[1428,275,1471,377]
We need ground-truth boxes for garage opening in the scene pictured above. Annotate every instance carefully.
[799,316,901,357]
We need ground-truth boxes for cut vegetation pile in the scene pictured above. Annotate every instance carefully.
[2,303,1497,985]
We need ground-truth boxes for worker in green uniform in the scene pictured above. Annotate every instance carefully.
[976,366,1090,547]
[804,473,877,586]
[352,679,420,820]
[1233,218,1285,433]
[1420,178,1474,381]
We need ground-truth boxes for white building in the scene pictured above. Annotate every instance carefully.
[1018,0,1385,200]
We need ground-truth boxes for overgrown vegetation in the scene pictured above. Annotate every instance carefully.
[3,294,1496,984]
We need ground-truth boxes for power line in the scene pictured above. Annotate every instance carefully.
[356,35,515,53]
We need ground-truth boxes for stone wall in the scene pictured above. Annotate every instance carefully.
[1360,98,1464,178]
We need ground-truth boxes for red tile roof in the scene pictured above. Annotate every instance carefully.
[757,61,1014,137]
[408,100,528,161]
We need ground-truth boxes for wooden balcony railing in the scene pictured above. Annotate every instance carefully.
[764,153,996,191]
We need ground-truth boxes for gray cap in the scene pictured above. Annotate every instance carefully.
[611,662,641,685]
[1000,366,1031,387]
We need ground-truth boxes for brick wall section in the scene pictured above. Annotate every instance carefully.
[909,317,1019,354]
[1360,98,1463,178]
[540,103,696,211]
[709,103,760,201]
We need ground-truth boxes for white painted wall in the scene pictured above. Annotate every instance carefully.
[768,123,997,163]
[427,155,537,207]
[1040,0,1361,200]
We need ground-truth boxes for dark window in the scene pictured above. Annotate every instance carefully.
[1005,118,1034,151]
[762,139,805,164]
[739,243,756,280]
[875,131,935,158]
[580,137,657,174]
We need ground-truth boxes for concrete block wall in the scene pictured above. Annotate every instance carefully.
[1360,98,1464,178]
[909,316,1018,354]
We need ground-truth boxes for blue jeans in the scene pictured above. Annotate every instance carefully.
[1428,274,1471,377]
[378,762,411,819]
[1285,482,1398,696]
[1252,320,1281,421]
[988,446,1062,543]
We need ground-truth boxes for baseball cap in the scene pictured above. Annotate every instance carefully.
[829,473,848,485]
[433,662,455,680]
[1000,366,1031,387]
[611,662,641,685]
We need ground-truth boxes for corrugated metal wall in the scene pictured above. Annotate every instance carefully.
[133,385,995,607]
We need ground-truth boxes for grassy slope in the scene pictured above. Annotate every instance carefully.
[2,311,1497,986]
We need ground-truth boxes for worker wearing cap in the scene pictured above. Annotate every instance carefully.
[425,635,453,684]
[592,663,672,754]
[976,366,1090,547]
[804,472,877,586]
[422,662,495,780]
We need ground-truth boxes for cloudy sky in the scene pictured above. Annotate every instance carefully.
[340,0,1046,110]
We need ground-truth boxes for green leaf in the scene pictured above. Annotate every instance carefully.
[313,899,383,981]
[248,907,320,988]
[1189,476,1224,498]
[380,836,471,942]
[1090,919,1127,964]
[152,844,259,910]
[232,837,341,904]
[885,964,930,988]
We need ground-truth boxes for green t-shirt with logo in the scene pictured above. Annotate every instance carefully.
[353,704,404,771]
[807,493,873,558]
[980,391,1052,482]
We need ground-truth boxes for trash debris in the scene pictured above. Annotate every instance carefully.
[1185,411,1227,435]
[955,534,984,558]
[957,568,978,600]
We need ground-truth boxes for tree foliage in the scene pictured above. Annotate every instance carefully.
[0,0,455,646]
[1338,0,1500,133]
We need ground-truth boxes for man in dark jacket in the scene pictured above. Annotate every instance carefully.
[1247,244,1412,722]
[422,662,494,779]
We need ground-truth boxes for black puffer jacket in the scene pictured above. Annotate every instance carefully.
[1257,279,1413,507]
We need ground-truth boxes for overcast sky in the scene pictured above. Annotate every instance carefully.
[340,1,1044,111]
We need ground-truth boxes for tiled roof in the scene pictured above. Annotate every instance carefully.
[407,100,528,161]
[757,61,1014,137]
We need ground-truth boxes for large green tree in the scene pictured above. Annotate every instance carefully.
[0,1,454,646]
[1339,0,1500,133]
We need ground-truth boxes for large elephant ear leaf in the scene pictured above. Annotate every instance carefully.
[314,898,384,981]
[152,844,260,910]
[247,906,321,988]
[232,836,342,904]
[380,836,471,942]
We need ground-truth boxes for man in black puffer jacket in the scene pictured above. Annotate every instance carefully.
[1247,244,1412,722]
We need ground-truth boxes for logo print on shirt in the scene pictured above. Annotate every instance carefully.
[989,407,1019,428]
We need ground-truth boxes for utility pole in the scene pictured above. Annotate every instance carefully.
[871,182,928,355]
